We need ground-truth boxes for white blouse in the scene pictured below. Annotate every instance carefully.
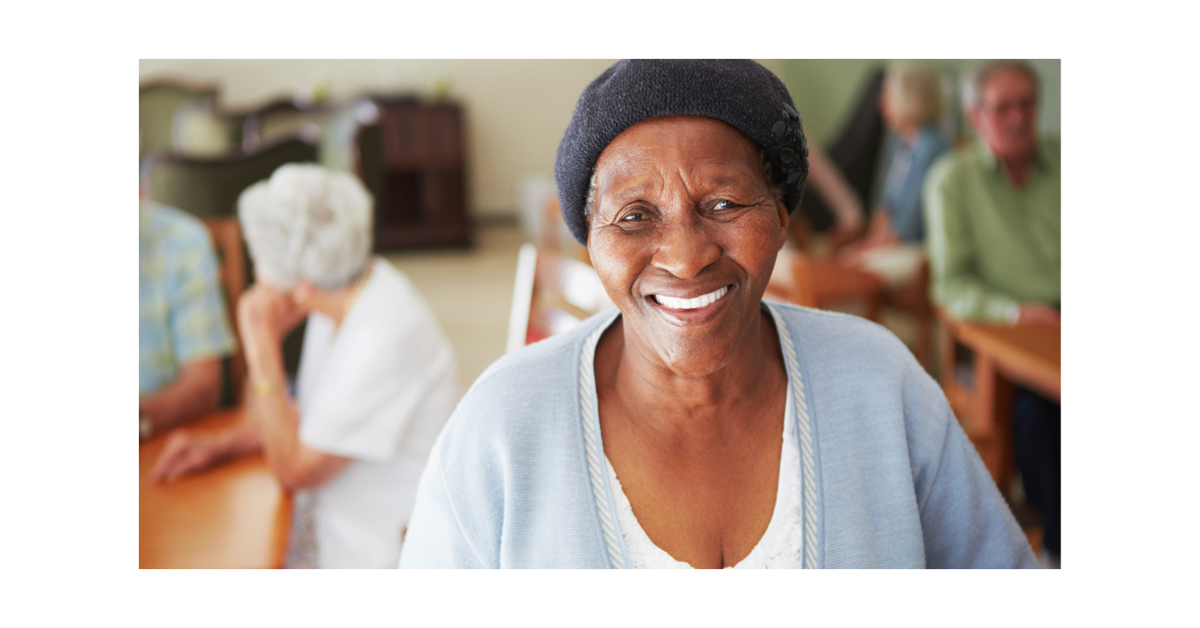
[604,385,804,569]
[295,258,459,568]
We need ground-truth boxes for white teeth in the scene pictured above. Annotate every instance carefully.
[654,286,728,310]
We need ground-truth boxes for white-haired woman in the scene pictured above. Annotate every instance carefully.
[151,164,459,569]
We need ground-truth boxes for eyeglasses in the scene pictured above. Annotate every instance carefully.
[979,96,1036,119]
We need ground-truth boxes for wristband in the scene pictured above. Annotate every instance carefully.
[250,378,285,396]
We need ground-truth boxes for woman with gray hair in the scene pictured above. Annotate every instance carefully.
[151,164,459,569]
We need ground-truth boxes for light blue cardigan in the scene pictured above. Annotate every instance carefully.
[399,302,1038,568]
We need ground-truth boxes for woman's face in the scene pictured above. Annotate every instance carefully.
[588,115,788,377]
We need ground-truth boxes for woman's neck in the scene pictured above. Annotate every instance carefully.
[897,122,921,141]
[305,266,373,327]
[598,308,786,439]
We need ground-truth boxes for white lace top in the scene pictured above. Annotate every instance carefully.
[603,385,804,569]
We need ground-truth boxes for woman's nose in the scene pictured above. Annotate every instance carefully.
[650,215,720,279]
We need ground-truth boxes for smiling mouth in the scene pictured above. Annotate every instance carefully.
[651,286,730,310]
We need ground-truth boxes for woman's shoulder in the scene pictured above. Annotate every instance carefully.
[916,127,950,157]
[353,260,444,335]
[436,310,616,449]
[769,301,912,362]
[767,300,938,403]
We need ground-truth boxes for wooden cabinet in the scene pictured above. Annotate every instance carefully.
[360,97,472,250]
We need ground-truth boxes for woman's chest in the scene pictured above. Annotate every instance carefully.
[599,408,785,568]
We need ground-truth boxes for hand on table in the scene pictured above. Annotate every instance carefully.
[838,211,900,267]
[1018,302,1061,327]
[860,209,899,248]
[150,431,228,483]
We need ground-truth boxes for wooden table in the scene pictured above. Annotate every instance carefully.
[140,407,292,568]
[941,319,1061,487]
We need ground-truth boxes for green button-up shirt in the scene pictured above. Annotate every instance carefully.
[923,137,1061,322]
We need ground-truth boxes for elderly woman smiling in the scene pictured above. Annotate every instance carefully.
[152,164,459,568]
[399,60,1037,568]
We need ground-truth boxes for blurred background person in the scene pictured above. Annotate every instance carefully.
[151,164,460,568]
[139,199,236,441]
[924,60,1059,325]
[865,63,949,250]
[923,60,1061,565]
[843,62,949,286]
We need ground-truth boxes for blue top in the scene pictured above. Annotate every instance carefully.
[139,201,236,396]
[877,127,950,243]
[399,302,1038,568]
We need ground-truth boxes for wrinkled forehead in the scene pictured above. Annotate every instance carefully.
[593,116,764,190]
[981,67,1038,103]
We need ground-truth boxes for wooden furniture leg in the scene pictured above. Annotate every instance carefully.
[972,353,1016,491]
[915,314,933,374]
[866,292,883,323]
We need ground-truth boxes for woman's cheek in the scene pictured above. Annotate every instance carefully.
[725,212,782,260]
[589,233,640,301]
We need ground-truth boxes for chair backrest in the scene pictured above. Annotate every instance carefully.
[242,99,306,153]
[538,196,590,264]
[507,243,614,353]
[145,134,319,219]
[201,217,247,405]
[245,98,376,174]
[171,100,240,158]
[140,80,219,159]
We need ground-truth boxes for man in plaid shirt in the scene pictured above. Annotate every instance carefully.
[139,201,236,439]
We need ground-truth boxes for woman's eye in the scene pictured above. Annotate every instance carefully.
[620,211,646,222]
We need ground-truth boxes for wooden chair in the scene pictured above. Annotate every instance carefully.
[202,217,248,405]
[539,196,590,264]
[879,256,935,372]
[507,243,613,353]
[936,309,979,429]
[937,309,1045,560]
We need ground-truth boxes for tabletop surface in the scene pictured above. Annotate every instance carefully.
[957,322,1061,398]
[139,407,291,569]
[807,258,884,302]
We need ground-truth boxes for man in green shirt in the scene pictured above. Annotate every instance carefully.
[923,60,1061,565]
[924,62,1060,326]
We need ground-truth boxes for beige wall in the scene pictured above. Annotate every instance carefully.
[779,59,1061,145]
[140,59,784,219]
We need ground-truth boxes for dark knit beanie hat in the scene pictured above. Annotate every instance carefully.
[554,59,809,245]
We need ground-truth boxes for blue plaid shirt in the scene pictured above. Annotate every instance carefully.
[139,202,236,396]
